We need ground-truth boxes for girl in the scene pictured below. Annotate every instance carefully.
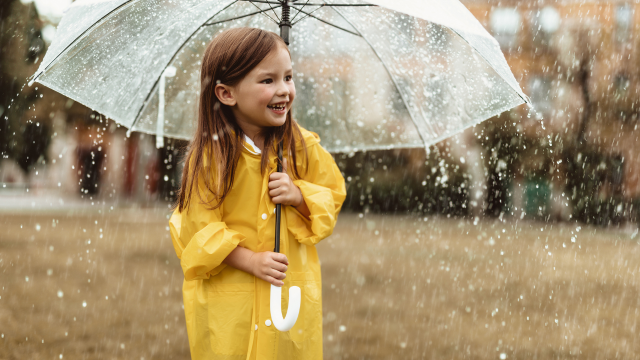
[169,27,346,360]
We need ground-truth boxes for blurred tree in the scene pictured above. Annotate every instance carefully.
[157,138,188,203]
[553,18,601,147]
[0,0,47,173]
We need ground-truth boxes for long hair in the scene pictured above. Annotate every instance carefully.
[176,27,307,212]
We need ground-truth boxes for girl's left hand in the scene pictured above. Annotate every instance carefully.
[268,158,303,206]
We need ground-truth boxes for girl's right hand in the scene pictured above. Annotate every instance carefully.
[250,251,289,287]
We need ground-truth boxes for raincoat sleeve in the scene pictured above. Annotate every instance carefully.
[287,142,346,246]
[169,167,247,281]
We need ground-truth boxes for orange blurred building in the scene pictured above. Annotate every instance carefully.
[458,0,640,224]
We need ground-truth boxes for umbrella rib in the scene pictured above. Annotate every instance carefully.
[264,1,281,22]
[247,1,280,25]
[30,0,136,85]
[291,5,325,26]
[330,6,431,149]
[128,0,240,135]
[290,6,360,37]
[447,28,531,105]
[240,0,282,20]
[204,6,282,26]
[290,0,311,23]
[247,1,376,5]
[302,3,377,6]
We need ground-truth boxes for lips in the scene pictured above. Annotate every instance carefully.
[267,102,286,111]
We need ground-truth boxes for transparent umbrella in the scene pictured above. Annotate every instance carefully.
[30,0,529,154]
[29,0,530,333]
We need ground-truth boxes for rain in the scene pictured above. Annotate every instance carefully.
[1,0,639,359]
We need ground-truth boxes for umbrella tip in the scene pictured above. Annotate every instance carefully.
[27,72,39,87]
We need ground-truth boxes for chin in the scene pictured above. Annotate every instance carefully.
[276,117,287,126]
[265,114,288,127]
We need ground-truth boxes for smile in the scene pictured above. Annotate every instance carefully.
[267,103,286,112]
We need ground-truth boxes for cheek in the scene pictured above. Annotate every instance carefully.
[289,83,296,102]
[255,88,274,106]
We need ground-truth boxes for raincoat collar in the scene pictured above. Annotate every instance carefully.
[243,134,262,155]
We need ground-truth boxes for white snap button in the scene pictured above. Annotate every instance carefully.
[261,213,267,220]
[265,319,271,327]
[273,208,276,214]
[255,324,258,330]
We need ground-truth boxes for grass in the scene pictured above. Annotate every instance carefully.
[0,209,639,359]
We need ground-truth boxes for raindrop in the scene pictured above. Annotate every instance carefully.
[57,290,63,298]
[35,224,41,231]
[82,301,87,308]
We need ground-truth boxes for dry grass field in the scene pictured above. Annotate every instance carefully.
[1,208,639,359]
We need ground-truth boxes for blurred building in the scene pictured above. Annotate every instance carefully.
[343,0,640,227]
[460,0,640,225]
[0,0,181,205]
[3,0,640,226]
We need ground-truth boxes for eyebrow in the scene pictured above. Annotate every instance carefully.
[257,69,293,77]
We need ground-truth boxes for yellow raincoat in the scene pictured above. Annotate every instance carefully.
[169,126,346,360]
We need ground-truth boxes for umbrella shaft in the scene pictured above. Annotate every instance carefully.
[274,143,283,253]
[279,1,291,45]
[274,203,281,253]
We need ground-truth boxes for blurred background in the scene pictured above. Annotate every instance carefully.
[2,0,640,359]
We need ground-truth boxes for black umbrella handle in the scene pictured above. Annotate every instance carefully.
[274,142,283,253]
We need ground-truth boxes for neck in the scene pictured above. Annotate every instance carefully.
[233,114,264,151]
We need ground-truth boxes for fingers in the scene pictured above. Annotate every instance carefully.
[268,172,288,185]
[271,260,288,273]
[269,181,293,205]
[266,275,285,287]
[256,252,289,286]
[270,268,286,281]
[269,186,286,197]
[270,252,289,265]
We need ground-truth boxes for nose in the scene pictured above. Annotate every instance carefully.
[276,79,290,98]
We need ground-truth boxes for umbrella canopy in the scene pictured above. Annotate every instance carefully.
[31,0,529,153]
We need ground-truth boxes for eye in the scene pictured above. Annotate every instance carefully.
[261,78,273,84]
[285,75,293,81]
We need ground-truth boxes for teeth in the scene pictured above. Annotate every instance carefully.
[268,104,285,110]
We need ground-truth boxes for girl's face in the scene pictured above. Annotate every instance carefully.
[216,45,295,133]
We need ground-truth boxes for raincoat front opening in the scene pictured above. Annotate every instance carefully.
[169,126,346,360]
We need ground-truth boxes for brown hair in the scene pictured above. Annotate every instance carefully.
[176,27,307,212]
